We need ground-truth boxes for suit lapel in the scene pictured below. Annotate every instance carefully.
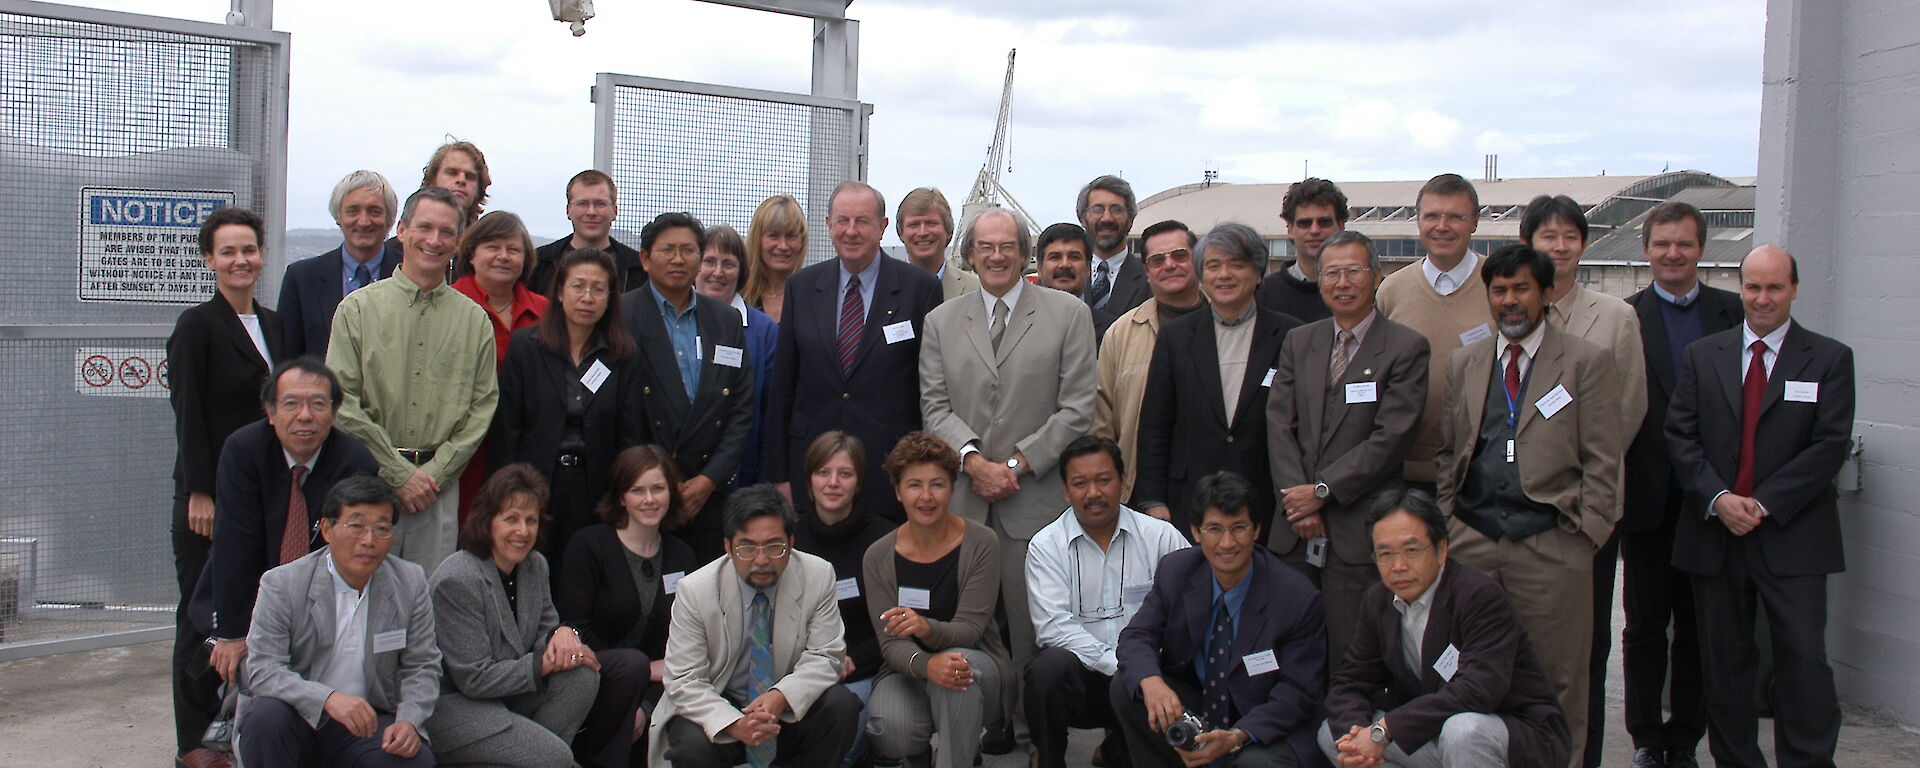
[1460,343,1493,437]
[211,299,266,368]
[1190,321,1230,430]
[771,569,807,673]
[1516,331,1568,435]
[360,564,398,693]
[305,555,336,650]
[718,574,744,679]
[632,295,693,417]
[1324,319,1387,445]
[1634,293,1676,395]
[1181,562,1212,660]
[690,299,728,414]
[1230,315,1284,430]
[1717,332,1745,415]
[1416,575,1453,690]
[1757,325,1815,420]
[852,261,902,374]
[1229,565,1271,670]
[813,269,849,384]
[995,293,1039,367]
[1295,324,1334,450]
[488,564,525,649]
[961,296,997,370]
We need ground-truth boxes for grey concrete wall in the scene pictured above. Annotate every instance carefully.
[1757,0,1920,726]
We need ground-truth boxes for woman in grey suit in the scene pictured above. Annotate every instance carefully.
[426,465,647,767]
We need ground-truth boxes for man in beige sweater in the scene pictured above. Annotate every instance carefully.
[1377,173,1491,491]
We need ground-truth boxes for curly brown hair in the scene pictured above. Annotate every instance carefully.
[882,431,959,486]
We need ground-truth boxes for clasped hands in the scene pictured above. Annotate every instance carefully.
[963,451,1024,502]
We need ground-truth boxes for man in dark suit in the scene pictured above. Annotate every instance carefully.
[1619,201,1739,768]
[1034,222,1118,343]
[1113,471,1330,768]
[529,169,646,295]
[763,180,941,523]
[1320,489,1570,768]
[1267,230,1429,658]
[1136,223,1299,536]
[1079,175,1151,314]
[620,211,754,560]
[278,171,403,359]
[1666,244,1853,768]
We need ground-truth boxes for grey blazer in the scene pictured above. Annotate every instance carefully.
[425,549,572,750]
[244,548,441,735]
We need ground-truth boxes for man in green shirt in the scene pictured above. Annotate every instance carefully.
[326,186,497,569]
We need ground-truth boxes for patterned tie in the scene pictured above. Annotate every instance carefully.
[1735,340,1768,496]
[1203,597,1235,730]
[1090,261,1112,309]
[1330,328,1355,383]
[746,592,777,768]
[278,466,309,565]
[835,275,863,376]
[990,298,1010,354]
[352,263,372,292]
[1504,343,1523,403]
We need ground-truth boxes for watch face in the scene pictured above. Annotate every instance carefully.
[1006,458,1019,469]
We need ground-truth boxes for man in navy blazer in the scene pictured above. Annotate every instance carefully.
[278,171,403,359]
[1113,471,1330,768]
[763,180,941,523]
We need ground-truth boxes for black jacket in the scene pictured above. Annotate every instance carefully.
[276,244,400,359]
[492,326,646,511]
[1620,284,1741,530]
[620,289,755,530]
[555,523,701,657]
[168,295,283,499]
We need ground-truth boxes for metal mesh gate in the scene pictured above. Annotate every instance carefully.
[594,73,871,268]
[0,3,288,658]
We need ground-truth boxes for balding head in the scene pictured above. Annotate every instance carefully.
[1739,244,1799,336]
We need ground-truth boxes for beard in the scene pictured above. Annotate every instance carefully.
[1497,313,1539,339]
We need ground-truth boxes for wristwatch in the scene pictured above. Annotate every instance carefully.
[1228,728,1249,754]
[1005,456,1022,474]
[1368,720,1389,744]
[1313,482,1331,499]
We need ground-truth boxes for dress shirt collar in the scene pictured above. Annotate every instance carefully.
[729,294,751,326]
[397,272,448,306]
[1062,504,1141,549]
[1420,251,1480,295]
[325,551,364,598]
[1652,280,1702,307]
[651,284,696,318]
[1336,308,1379,342]
[838,253,882,294]
[340,242,379,283]
[1501,319,1547,360]
[980,275,1025,317]
[284,446,323,479]
[1552,282,1585,310]
[1287,260,1313,283]
[1095,251,1127,281]
[1210,302,1258,328]
[1743,318,1792,357]
[1391,563,1446,616]
[1209,556,1256,616]
[736,570,777,611]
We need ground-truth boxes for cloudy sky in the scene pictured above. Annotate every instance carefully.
[78,0,1766,242]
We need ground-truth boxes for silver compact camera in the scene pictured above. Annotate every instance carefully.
[1165,710,1209,750]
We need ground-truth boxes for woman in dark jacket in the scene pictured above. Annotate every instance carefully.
[792,431,892,766]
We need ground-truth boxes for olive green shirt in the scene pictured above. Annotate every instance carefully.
[325,273,498,489]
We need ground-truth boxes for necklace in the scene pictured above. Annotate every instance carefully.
[487,294,512,314]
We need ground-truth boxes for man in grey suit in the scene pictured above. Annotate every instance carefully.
[650,486,861,768]
[240,476,440,767]
[1267,231,1430,659]
[921,206,1100,740]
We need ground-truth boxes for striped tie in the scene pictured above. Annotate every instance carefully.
[990,298,1010,354]
[278,466,309,565]
[836,275,863,376]
[1330,328,1354,383]
[746,592,777,768]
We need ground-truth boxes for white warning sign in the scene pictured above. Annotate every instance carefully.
[74,347,171,399]
[79,188,234,304]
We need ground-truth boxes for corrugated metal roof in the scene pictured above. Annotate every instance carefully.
[1135,175,1660,237]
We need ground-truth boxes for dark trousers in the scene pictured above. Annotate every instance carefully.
[1691,538,1840,768]
[664,682,861,768]
[171,507,218,756]
[1024,647,1126,768]
[1621,506,1704,756]
[238,696,434,767]
[579,648,649,768]
[1108,673,1301,768]
[1582,530,1620,767]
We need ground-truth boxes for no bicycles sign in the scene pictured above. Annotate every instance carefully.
[73,347,170,399]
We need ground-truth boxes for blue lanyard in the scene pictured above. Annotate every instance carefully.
[1502,349,1536,431]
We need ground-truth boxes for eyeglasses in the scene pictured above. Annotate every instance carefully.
[1086,204,1129,217]
[1319,266,1371,284]
[276,396,333,415]
[564,280,609,297]
[1144,248,1192,268]
[1196,522,1255,540]
[1072,536,1129,620]
[332,520,395,540]
[1373,544,1433,565]
[730,542,790,561]
[1293,216,1337,230]
[971,241,1022,258]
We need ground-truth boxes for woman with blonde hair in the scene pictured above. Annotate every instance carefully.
[740,194,807,322]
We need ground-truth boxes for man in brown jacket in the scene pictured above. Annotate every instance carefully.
[1093,220,1205,502]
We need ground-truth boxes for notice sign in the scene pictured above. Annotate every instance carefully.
[73,347,170,399]
[79,188,233,303]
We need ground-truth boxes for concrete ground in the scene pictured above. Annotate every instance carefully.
[4,589,1918,767]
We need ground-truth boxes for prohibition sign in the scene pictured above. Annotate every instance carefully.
[157,359,171,390]
[119,356,153,389]
[81,355,114,387]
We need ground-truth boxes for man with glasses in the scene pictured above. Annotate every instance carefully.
[1319,489,1570,768]
[648,486,862,768]
[1267,231,1430,661]
[530,170,647,295]
[1258,178,1348,324]
[1095,220,1207,500]
[1113,470,1328,768]
[1024,436,1189,768]
[1077,175,1151,314]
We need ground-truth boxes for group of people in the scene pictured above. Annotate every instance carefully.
[162,138,1855,768]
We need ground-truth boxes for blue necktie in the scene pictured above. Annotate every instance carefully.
[1204,597,1235,730]
[1090,261,1112,309]
[747,592,776,768]
[351,263,372,292]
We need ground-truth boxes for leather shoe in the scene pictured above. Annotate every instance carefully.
[1666,751,1700,768]
[980,725,1015,755]
[177,749,232,768]
[1630,747,1666,768]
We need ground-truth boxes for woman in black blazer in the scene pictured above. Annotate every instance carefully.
[164,206,282,761]
[556,444,700,753]
[493,248,644,573]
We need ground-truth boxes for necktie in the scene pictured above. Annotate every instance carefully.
[1203,597,1235,730]
[1504,343,1523,403]
[352,263,372,292]
[746,592,777,768]
[835,275,863,376]
[279,466,309,565]
[1735,340,1768,496]
[1090,261,1112,309]
[1331,328,1355,383]
[990,298,1010,354]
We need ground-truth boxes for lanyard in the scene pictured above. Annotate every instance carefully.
[1501,349,1537,431]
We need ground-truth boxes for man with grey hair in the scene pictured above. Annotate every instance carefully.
[1077,175,1150,314]
[1135,222,1299,536]
[280,170,404,358]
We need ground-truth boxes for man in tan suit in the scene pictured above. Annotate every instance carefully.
[921,206,1099,737]
[1093,220,1206,502]
[650,486,861,768]
[1267,230,1430,657]
[896,187,980,302]
[1436,244,1624,768]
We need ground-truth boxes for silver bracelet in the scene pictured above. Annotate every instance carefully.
[908,651,922,678]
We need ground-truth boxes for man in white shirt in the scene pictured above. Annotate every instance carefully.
[1025,436,1190,768]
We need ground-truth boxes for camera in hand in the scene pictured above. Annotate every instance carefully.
[1165,710,1209,751]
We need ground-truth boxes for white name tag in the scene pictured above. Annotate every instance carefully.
[1434,643,1461,681]
[884,321,916,344]
[1344,381,1377,404]
[898,587,932,610]
[835,576,861,601]
[713,345,744,369]
[1534,384,1572,420]
[372,629,407,654]
[663,571,686,595]
[1242,649,1280,676]
[1458,323,1494,346]
[1261,368,1276,388]
[694,336,702,360]
[1122,583,1152,604]
[1306,536,1329,567]
[1786,380,1819,403]
[580,359,611,393]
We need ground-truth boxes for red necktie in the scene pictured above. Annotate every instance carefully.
[279,466,309,565]
[1504,343,1522,403]
[1734,340,1768,496]
[835,275,863,376]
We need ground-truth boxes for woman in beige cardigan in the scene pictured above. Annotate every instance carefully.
[861,433,1012,768]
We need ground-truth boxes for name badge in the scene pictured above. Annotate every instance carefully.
[1242,649,1280,676]
[1306,536,1329,567]
[1261,368,1276,388]
[1434,643,1461,681]
[694,336,702,360]
[1786,380,1819,403]
[835,577,861,601]
[373,629,407,654]
[1458,323,1494,346]
[580,360,611,393]
[884,321,916,344]
[898,587,932,610]
[1535,384,1572,420]
[1344,381,1377,404]
[1122,583,1151,604]
[663,571,686,595]
[713,345,745,369]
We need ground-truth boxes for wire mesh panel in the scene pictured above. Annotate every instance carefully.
[597,74,871,269]
[0,5,288,656]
